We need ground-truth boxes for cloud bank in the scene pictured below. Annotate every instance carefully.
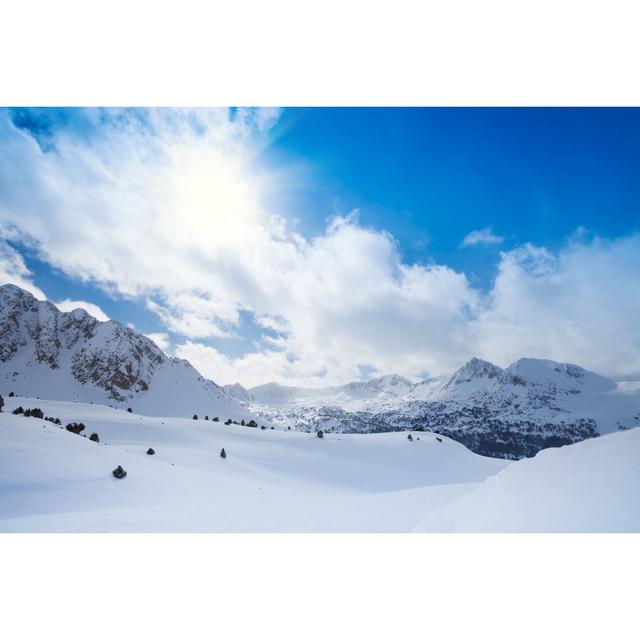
[1,108,640,386]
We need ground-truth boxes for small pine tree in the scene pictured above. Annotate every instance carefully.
[241,419,245,426]
[112,465,127,479]
[147,447,155,455]
[89,432,100,443]
[0,394,3,412]
[205,415,209,420]
[193,414,198,420]
[127,407,132,413]
[317,430,324,439]
[407,434,413,441]
[13,406,24,415]
[8,391,15,397]
[220,448,226,459]
[212,416,219,422]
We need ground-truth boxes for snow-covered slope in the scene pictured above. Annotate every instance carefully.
[0,284,252,421]
[0,395,507,532]
[1,395,638,532]
[415,426,640,532]
[230,357,640,459]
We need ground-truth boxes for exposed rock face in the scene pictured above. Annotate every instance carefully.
[0,284,164,401]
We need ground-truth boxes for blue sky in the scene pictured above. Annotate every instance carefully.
[1,107,640,385]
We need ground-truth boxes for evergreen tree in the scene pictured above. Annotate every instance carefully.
[407,434,413,441]
[0,394,3,412]
[193,414,198,420]
[147,448,155,455]
[220,448,226,459]
[112,465,127,479]
[317,430,324,438]
[89,432,100,443]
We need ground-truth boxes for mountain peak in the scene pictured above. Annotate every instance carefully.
[445,357,502,386]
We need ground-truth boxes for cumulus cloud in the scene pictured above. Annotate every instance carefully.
[54,298,110,322]
[462,226,504,247]
[473,235,640,379]
[1,108,640,386]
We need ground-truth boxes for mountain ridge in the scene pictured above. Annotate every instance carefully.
[0,283,254,421]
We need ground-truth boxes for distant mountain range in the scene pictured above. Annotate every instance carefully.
[226,357,640,459]
[2,282,639,458]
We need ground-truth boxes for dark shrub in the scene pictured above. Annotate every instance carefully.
[317,430,324,439]
[193,414,198,420]
[220,448,226,459]
[270,426,275,430]
[204,415,209,420]
[224,419,232,425]
[212,416,219,422]
[407,434,413,441]
[13,406,24,415]
[8,391,15,397]
[261,425,266,430]
[247,419,258,428]
[436,437,442,443]
[0,394,3,412]
[24,408,44,419]
[147,447,155,455]
[89,432,100,442]
[127,407,132,413]
[112,465,127,479]
[241,419,245,426]
[66,422,86,435]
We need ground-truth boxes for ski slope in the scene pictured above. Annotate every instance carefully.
[1,395,638,532]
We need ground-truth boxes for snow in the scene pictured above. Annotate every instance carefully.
[1,394,638,532]
[415,426,640,532]
[0,395,506,532]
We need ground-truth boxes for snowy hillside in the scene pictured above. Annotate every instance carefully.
[1,395,638,532]
[0,284,252,421]
[229,356,640,459]
[415,426,640,532]
[0,395,507,532]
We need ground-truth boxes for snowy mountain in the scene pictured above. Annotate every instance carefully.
[0,284,254,421]
[229,356,640,459]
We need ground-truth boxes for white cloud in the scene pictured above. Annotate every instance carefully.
[462,226,504,247]
[473,235,640,379]
[54,298,110,322]
[2,108,640,386]
[0,239,46,299]
[145,332,171,354]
